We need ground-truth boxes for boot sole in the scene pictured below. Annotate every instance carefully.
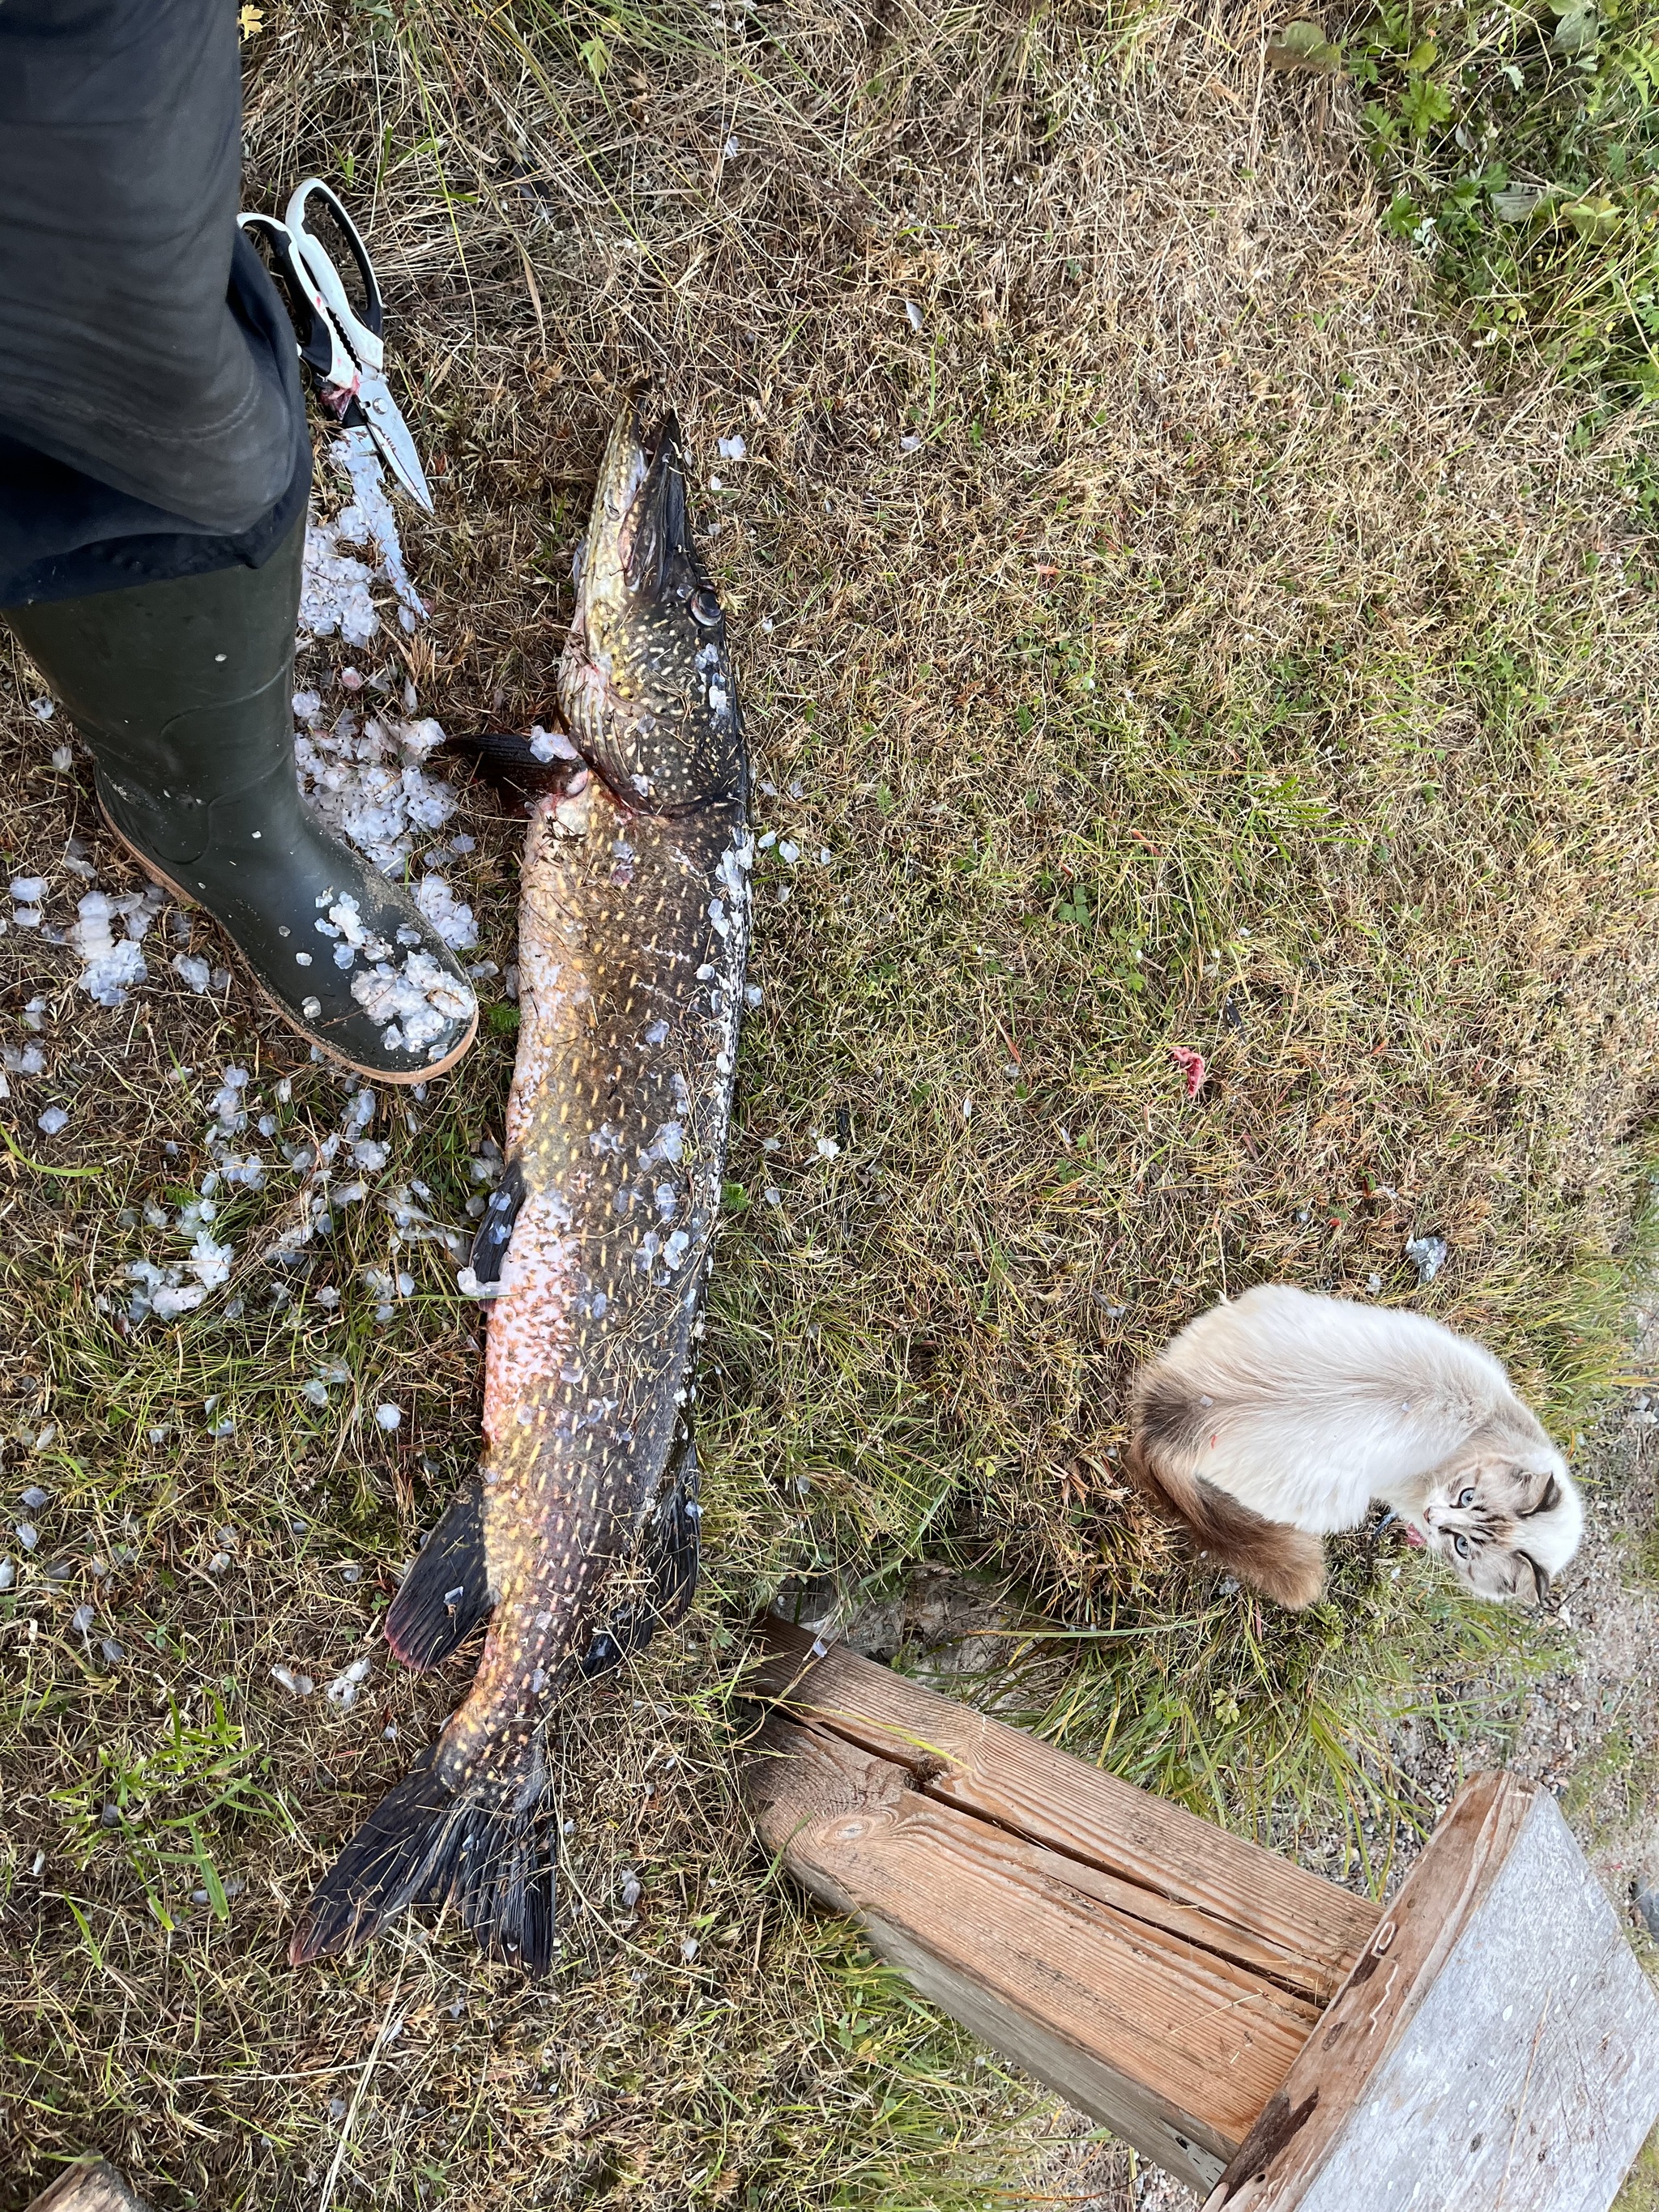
[97,802,480,1087]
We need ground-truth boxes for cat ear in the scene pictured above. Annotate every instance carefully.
[1528,1474,1562,1516]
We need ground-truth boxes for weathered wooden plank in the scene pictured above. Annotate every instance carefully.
[746,1709,1319,2193]
[25,2159,151,2212]
[750,1618,1379,2003]
[1205,1771,1659,2212]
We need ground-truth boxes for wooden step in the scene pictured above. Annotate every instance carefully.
[743,1617,1659,2207]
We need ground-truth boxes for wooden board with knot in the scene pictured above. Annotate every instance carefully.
[742,1617,1659,2208]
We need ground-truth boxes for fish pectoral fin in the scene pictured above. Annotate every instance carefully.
[447,725,583,804]
[468,1156,527,1288]
[386,1477,494,1669]
[578,1417,702,1681]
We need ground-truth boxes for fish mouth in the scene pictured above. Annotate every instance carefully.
[578,389,697,613]
[558,387,742,814]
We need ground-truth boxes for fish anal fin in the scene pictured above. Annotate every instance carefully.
[386,1477,493,1670]
[578,1417,701,1680]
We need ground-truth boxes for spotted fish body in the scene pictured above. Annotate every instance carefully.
[291,396,748,1975]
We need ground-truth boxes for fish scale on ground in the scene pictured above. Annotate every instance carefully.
[291,391,747,1974]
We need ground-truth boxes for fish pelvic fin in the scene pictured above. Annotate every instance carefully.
[290,1728,557,1975]
[385,1477,493,1670]
[578,1416,701,1680]
[467,1156,526,1289]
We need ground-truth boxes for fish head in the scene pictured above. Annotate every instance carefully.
[558,392,744,814]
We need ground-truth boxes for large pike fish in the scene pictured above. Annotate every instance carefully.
[291,393,749,1973]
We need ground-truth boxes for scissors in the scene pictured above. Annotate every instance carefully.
[239,178,433,513]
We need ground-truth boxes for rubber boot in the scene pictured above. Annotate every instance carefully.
[2,514,477,1082]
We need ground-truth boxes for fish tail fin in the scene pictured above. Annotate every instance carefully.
[289,1732,557,1973]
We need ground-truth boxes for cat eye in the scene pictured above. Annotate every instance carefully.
[1456,1487,1476,1508]
[1453,1533,1469,1557]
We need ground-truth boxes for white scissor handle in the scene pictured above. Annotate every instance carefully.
[284,177,385,374]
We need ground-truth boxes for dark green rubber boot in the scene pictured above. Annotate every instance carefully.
[3,515,477,1081]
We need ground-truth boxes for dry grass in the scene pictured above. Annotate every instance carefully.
[2,0,1659,2204]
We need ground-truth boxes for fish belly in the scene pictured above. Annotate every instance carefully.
[450,773,748,1752]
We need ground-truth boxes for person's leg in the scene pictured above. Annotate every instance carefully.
[0,0,476,1080]
[0,0,292,535]
[6,518,478,1078]
[0,228,312,608]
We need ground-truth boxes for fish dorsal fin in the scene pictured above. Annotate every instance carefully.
[468,1157,526,1287]
[386,1477,493,1669]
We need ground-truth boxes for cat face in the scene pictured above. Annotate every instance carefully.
[1417,1450,1582,1605]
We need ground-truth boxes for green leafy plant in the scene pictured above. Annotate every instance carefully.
[1267,18,1346,70]
[1338,1,1659,407]
[49,1695,290,1935]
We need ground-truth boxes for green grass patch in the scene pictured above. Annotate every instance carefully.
[928,1548,1563,1883]
[1617,2122,1659,2212]
[1344,0,1659,405]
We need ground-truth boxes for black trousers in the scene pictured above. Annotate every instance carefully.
[0,0,309,607]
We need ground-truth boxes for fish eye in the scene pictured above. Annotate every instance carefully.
[688,587,723,627]
[1453,1533,1469,1557]
[1456,1486,1476,1508]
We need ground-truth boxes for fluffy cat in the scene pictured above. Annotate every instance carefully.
[1127,1284,1582,1609]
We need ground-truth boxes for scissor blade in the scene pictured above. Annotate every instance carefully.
[355,365,434,514]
